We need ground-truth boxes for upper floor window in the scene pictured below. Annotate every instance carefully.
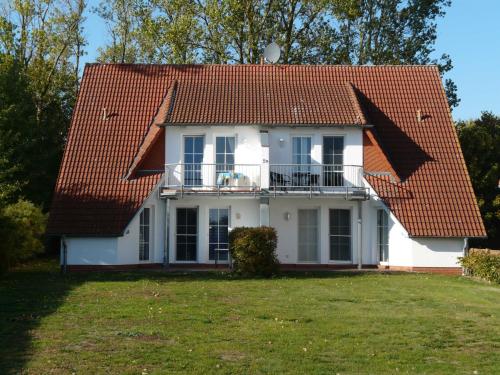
[139,207,150,261]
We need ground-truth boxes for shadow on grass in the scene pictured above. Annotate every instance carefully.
[0,260,411,373]
[0,260,86,374]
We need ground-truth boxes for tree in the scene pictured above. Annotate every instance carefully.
[0,0,86,207]
[0,55,35,205]
[457,112,500,249]
[96,0,458,107]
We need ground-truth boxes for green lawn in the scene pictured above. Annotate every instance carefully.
[1,261,499,374]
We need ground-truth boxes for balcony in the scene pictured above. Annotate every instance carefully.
[162,163,368,199]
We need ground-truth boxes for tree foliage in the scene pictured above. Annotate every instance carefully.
[0,199,46,274]
[457,112,500,249]
[94,0,458,107]
[0,0,86,207]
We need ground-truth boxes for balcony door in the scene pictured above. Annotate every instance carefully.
[292,136,312,186]
[323,136,344,186]
[215,137,235,185]
[184,136,204,187]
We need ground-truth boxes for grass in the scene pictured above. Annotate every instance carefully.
[1,260,499,374]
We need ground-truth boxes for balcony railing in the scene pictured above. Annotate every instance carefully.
[269,164,363,190]
[164,163,365,195]
[165,163,261,190]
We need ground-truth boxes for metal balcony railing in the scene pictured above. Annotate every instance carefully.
[269,164,364,189]
[164,163,364,194]
[165,163,261,190]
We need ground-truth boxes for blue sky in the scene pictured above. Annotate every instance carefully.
[81,0,500,121]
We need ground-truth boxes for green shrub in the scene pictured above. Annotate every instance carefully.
[459,250,500,284]
[229,226,279,277]
[0,200,46,274]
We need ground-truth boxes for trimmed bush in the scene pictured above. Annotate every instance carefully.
[459,249,500,284]
[0,200,46,274]
[229,226,279,277]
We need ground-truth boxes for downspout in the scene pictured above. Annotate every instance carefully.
[357,200,362,270]
[163,198,171,268]
[61,235,68,274]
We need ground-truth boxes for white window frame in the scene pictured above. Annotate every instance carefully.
[328,208,353,263]
[174,206,199,263]
[139,207,151,262]
[182,135,205,187]
[297,208,320,263]
[215,136,236,184]
[377,209,389,264]
[208,207,231,262]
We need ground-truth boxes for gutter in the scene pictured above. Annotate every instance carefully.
[158,122,374,128]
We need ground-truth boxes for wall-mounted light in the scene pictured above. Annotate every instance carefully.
[284,212,291,221]
[279,138,285,148]
[236,212,241,220]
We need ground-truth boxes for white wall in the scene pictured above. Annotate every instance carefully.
[269,197,365,265]
[268,127,363,166]
[117,187,164,264]
[410,238,464,268]
[165,125,263,165]
[66,184,164,265]
[166,125,363,167]
[65,237,118,265]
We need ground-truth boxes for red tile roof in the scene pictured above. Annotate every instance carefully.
[167,79,367,125]
[47,64,486,238]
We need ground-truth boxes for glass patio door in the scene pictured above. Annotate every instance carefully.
[329,209,352,261]
[298,209,319,262]
[209,208,230,262]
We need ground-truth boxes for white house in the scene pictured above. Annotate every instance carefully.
[47,64,486,273]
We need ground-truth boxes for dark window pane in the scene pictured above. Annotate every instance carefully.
[323,137,333,157]
[226,137,235,153]
[194,137,204,152]
[216,137,225,152]
[185,137,193,152]
[334,137,344,152]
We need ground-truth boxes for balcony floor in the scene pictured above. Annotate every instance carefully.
[160,186,369,200]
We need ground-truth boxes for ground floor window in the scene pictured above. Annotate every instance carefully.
[209,208,229,261]
[298,209,319,262]
[329,209,351,261]
[176,208,198,261]
[139,208,150,261]
[377,209,389,262]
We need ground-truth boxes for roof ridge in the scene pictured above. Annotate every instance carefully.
[85,62,440,69]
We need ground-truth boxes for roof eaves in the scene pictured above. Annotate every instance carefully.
[124,81,176,180]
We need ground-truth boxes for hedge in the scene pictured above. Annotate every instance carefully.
[229,227,279,277]
[459,249,500,284]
